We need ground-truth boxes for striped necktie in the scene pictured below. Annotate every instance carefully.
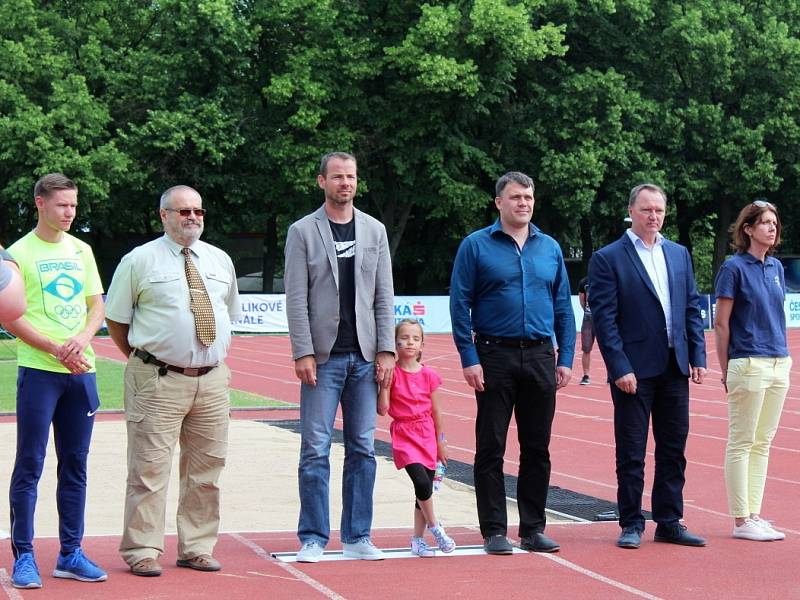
[182,247,216,346]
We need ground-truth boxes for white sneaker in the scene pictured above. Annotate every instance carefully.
[754,519,786,541]
[732,519,774,541]
[342,538,384,560]
[297,541,324,563]
[429,523,456,553]
[411,537,436,557]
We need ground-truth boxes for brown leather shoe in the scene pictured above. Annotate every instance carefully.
[130,557,162,577]
[176,554,221,572]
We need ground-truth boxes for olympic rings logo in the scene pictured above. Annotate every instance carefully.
[54,303,84,319]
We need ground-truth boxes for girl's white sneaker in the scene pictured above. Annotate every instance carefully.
[411,536,436,557]
[429,523,456,553]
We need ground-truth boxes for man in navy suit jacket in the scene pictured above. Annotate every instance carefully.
[589,184,707,549]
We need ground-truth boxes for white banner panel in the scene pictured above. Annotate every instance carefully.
[231,295,455,334]
[231,293,800,334]
[393,296,452,333]
[233,295,287,332]
[785,293,800,326]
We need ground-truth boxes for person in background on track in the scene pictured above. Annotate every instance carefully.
[378,318,456,557]
[714,200,791,542]
[577,276,594,385]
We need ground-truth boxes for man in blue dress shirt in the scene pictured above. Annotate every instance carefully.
[450,171,575,555]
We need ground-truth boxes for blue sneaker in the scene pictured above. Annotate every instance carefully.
[12,552,42,589]
[53,548,108,582]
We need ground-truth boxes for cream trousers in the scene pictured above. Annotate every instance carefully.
[724,356,791,518]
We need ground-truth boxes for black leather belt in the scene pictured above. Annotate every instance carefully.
[133,348,216,377]
[476,334,550,348]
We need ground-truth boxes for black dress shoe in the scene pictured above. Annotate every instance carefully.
[654,523,706,547]
[520,532,560,553]
[483,535,513,555]
[617,527,642,549]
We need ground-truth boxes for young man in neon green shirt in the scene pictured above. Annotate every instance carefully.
[3,173,107,588]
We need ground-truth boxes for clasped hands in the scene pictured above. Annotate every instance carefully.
[54,334,92,374]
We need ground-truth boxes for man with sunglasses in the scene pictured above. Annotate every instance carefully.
[105,185,241,577]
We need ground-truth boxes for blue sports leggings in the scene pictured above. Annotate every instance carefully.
[9,367,98,557]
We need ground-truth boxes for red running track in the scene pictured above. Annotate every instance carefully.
[82,332,800,599]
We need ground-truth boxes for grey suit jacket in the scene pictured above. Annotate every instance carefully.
[284,204,395,364]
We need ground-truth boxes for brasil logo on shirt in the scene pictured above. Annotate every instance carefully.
[37,259,85,330]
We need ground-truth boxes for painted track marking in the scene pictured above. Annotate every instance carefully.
[540,553,664,600]
[0,569,23,600]
[229,532,347,600]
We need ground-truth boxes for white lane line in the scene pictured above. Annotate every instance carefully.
[229,532,347,600]
[273,545,525,562]
[247,571,301,581]
[539,553,664,599]
[0,569,23,600]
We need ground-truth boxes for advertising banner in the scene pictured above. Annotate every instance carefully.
[231,293,800,334]
[231,295,455,333]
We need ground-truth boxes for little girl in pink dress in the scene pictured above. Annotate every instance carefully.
[378,319,456,557]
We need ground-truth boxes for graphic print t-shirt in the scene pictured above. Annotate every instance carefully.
[329,219,360,354]
[9,231,103,373]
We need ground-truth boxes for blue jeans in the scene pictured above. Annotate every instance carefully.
[297,352,377,546]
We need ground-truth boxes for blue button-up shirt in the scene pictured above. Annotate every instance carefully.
[714,252,788,359]
[449,220,576,368]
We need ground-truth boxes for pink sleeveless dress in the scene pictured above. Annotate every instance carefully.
[388,365,442,470]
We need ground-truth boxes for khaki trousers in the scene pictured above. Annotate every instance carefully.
[119,354,230,565]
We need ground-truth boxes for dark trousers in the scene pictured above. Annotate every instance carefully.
[474,341,556,538]
[611,352,689,532]
[9,367,98,557]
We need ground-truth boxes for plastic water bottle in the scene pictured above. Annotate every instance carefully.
[433,461,446,492]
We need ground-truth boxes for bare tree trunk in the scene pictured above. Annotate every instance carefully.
[674,191,693,257]
[713,198,734,281]
[580,215,592,273]
[261,213,277,293]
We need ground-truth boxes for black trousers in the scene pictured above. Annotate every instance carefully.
[474,341,556,538]
[611,351,689,531]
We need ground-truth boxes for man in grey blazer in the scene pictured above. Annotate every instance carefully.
[285,151,395,563]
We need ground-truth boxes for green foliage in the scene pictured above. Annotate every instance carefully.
[0,343,290,411]
[2,0,800,290]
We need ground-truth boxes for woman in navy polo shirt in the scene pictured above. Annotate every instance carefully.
[714,201,791,542]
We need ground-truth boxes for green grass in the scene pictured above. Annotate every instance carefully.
[0,340,292,412]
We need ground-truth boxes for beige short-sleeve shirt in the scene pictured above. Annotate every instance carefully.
[105,235,242,367]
